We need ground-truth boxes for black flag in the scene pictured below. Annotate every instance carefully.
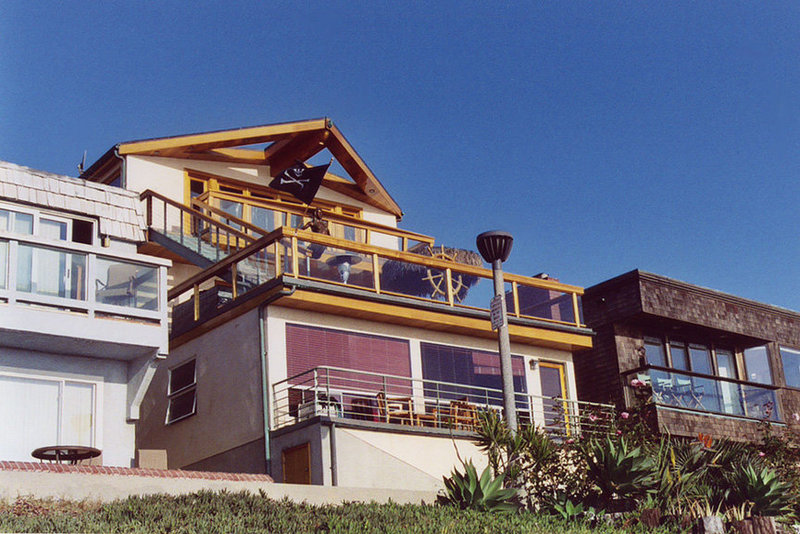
[268,162,330,205]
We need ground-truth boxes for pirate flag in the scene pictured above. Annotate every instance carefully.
[268,162,330,205]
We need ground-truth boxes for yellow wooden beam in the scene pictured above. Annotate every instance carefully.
[266,130,329,177]
[325,124,402,218]
[118,118,329,155]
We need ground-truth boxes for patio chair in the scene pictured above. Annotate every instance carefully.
[96,264,138,306]
[375,391,415,425]
[449,399,478,431]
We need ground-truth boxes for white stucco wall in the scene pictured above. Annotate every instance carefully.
[0,347,134,467]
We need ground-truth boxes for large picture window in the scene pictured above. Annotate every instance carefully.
[744,346,772,385]
[420,342,527,405]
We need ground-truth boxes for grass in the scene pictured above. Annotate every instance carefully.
[0,490,685,533]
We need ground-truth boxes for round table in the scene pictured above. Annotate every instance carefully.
[31,445,101,465]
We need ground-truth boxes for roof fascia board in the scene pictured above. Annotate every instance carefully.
[117,118,329,155]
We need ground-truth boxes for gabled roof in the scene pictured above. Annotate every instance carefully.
[0,160,146,242]
[82,118,403,218]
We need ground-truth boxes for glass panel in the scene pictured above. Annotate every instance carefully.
[689,345,713,375]
[251,206,279,232]
[40,218,68,241]
[780,347,800,389]
[14,212,33,234]
[234,246,275,296]
[0,240,6,289]
[61,382,94,446]
[744,346,772,384]
[516,285,576,323]
[95,257,158,310]
[298,243,374,290]
[168,389,196,423]
[669,342,689,371]
[170,360,196,394]
[716,349,736,378]
[644,338,666,366]
[644,369,775,420]
[540,364,568,432]
[0,210,8,231]
[16,244,86,299]
[219,199,243,230]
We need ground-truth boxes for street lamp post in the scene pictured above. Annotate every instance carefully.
[476,230,517,432]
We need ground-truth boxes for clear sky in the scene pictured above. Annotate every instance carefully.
[2,2,798,311]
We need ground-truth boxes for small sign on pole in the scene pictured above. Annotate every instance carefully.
[490,295,506,330]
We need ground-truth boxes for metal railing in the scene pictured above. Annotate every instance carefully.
[166,226,587,337]
[624,366,782,422]
[0,231,167,322]
[272,366,616,438]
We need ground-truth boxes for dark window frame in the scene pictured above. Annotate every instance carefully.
[167,359,197,424]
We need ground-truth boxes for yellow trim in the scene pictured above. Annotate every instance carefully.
[539,361,570,433]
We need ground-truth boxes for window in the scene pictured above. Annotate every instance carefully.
[715,349,736,379]
[744,346,772,385]
[688,345,713,375]
[167,359,196,423]
[669,342,690,371]
[644,337,667,366]
[780,347,800,389]
[420,343,527,405]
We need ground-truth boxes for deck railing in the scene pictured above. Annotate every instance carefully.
[0,231,167,323]
[195,190,436,252]
[272,366,615,438]
[166,226,587,337]
[624,366,782,422]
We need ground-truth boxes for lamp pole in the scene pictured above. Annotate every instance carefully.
[476,230,517,432]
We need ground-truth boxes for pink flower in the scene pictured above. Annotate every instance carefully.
[758,451,766,457]
[565,438,575,444]
[620,412,630,420]
[616,430,623,436]
[630,378,645,388]
[589,414,598,422]
[793,412,800,422]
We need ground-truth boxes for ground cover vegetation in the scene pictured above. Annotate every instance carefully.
[0,490,675,534]
[438,380,800,532]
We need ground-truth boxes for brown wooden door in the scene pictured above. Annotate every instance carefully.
[282,442,311,484]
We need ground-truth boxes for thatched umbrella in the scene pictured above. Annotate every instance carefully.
[381,244,483,302]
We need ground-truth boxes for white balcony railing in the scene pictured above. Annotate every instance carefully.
[0,232,169,324]
[272,366,616,438]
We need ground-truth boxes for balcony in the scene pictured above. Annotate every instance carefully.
[624,366,781,422]
[272,366,615,438]
[0,231,169,359]
[165,224,586,337]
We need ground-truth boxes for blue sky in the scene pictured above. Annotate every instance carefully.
[2,2,799,310]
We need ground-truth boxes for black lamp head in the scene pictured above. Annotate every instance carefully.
[476,230,513,263]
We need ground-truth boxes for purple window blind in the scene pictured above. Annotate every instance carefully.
[286,324,412,393]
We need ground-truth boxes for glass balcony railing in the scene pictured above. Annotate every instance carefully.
[0,233,166,321]
[625,367,781,422]
[167,227,587,338]
[272,366,616,438]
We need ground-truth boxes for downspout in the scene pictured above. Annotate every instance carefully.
[113,145,126,189]
[258,285,296,476]
[329,421,338,486]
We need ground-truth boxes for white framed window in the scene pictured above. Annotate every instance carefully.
[167,359,196,424]
[0,373,98,462]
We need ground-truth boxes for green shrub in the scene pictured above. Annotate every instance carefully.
[726,464,794,517]
[437,459,520,513]
[581,436,657,508]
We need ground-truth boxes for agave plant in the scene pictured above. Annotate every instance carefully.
[437,459,520,513]
[726,464,794,517]
[582,436,657,507]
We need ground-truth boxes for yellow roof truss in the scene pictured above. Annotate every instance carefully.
[108,118,402,217]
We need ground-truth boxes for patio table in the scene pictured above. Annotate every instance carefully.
[31,445,101,465]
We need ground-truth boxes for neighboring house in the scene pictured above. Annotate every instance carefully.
[575,269,800,442]
[80,118,608,489]
[0,161,170,467]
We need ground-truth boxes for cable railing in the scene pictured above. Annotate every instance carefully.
[272,366,616,438]
[165,226,587,338]
[624,366,782,422]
